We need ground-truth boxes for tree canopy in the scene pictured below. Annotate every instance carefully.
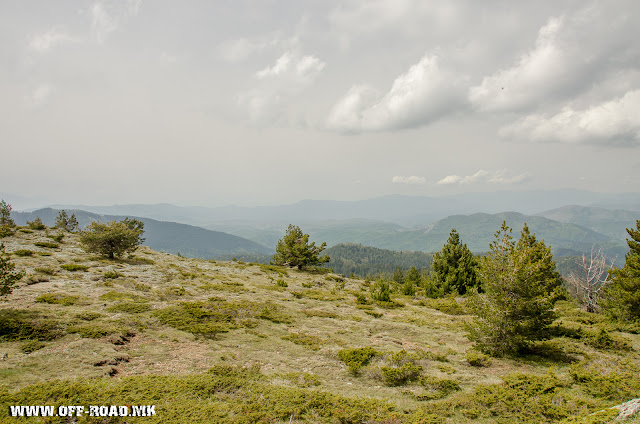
[468,222,563,356]
[431,229,478,295]
[80,218,145,259]
[0,243,23,297]
[272,224,329,270]
[603,219,640,322]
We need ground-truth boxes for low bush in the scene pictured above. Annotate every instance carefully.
[338,347,380,375]
[34,242,59,249]
[466,350,491,367]
[370,280,391,302]
[0,309,60,341]
[102,270,120,279]
[36,293,79,306]
[34,267,57,276]
[106,302,151,314]
[415,375,461,400]
[20,340,47,354]
[60,264,88,272]
[13,249,34,257]
[27,218,46,230]
[48,234,64,243]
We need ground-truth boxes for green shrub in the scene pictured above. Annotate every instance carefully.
[34,267,57,275]
[27,218,46,230]
[338,347,380,375]
[103,270,120,279]
[60,263,88,272]
[75,311,102,321]
[36,293,79,306]
[570,358,640,401]
[0,309,60,341]
[13,249,34,257]
[415,375,461,400]
[0,226,15,238]
[425,296,468,315]
[20,340,47,354]
[106,302,151,314]
[375,350,423,386]
[466,350,491,367]
[380,363,423,386]
[48,233,64,243]
[370,280,391,302]
[34,241,59,249]
[276,279,288,287]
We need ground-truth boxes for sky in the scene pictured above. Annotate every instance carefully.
[2,0,640,210]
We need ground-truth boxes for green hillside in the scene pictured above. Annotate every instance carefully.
[536,205,639,241]
[1,227,639,423]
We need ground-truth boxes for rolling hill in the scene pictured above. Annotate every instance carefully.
[11,208,271,259]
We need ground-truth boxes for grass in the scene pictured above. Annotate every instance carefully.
[0,231,639,423]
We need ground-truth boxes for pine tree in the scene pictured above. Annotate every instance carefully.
[55,210,79,232]
[603,219,640,322]
[468,222,562,356]
[272,224,329,270]
[80,218,145,259]
[392,267,404,284]
[431,229,478,295]
[0,200,15,227]
[1,243,24,297]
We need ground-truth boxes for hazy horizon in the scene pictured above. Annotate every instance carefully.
[2,1,639,209]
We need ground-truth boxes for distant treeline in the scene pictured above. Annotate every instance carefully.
[321,243,433,278]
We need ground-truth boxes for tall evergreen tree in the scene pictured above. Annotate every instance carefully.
[272,224,329,270]
[431,229,478,295]
[603,219,640,322]
[468,222,562,356]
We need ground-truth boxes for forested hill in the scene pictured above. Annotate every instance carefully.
[322,243,433,278]
[11,208,271,259]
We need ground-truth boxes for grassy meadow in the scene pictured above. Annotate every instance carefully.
[1,227,639,423]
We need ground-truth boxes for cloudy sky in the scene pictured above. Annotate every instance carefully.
[2,0,639,209]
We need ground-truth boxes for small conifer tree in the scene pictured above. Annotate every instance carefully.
[1,243,24,297]
[0,200,15,227]
[603,220,640,323]
[272,224,329,270]
[468,222,563,356]
[80,218,145,259]
[431,229,478,295]
[55,210,79,232]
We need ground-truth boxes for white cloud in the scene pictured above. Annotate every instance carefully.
[437,169,530,185]
[236,50,325,124]
[25,83,54,108]
[29,28,76,52]
[499,89,640,146]
[468,17,568,112]
[91,0,141,43]
[256,51,325,82]
[326,54,466,133]
[469,5,640,113]
[392,176,426,184]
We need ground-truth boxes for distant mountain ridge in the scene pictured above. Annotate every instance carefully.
[536,205,639,241]
[48,189,640,228]
[11,208,271,259]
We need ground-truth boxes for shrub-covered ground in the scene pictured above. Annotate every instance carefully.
[1,229,639,423]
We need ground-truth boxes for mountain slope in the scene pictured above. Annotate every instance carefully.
[11,208,271,259]
[536,205,639,241]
